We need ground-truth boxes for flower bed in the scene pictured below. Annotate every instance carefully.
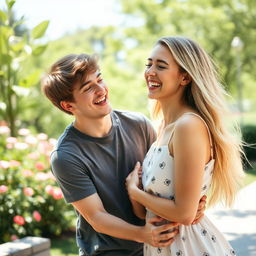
[0,123,75,243]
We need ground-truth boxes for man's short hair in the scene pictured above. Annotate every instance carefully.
[41,53,98,115]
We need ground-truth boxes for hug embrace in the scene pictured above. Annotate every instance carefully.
[42,36,244,255]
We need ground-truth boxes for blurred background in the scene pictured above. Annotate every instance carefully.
[0,0,255,255]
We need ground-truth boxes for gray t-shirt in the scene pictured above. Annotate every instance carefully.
[51,110,156,256]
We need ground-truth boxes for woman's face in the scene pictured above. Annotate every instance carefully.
[144,43,185,101]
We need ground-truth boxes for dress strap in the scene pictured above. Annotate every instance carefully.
[182,112,214,159]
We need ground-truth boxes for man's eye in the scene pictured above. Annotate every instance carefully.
[83,86,92,92]
[158,66,166,69]
[145,64,152,67]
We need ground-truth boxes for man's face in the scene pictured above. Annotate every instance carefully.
[68,70,112,120]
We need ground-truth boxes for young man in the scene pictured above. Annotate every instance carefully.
[42,53,205,256]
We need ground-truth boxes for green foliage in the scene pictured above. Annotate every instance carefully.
[0,0,49,136]
[241,124,256,162]
[0,124,76,243]
[119,0,256,108]
[31,21,49,40]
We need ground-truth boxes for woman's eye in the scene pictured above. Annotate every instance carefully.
[145,64,152,67]
[158,66,166,69]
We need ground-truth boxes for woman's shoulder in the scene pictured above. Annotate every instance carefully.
[174,112,209,140]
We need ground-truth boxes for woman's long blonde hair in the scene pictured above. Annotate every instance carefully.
[151,36,244,207]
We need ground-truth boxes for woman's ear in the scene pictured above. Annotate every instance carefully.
[60,101,74,114]
[181,72,192,86]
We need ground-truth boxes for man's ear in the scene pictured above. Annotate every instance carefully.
[181,72,192,86]
[60,101,75,114]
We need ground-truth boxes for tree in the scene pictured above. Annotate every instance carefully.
[0,0,49,136]
[119,0,256,102]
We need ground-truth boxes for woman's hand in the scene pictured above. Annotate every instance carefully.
[126,162,142,198]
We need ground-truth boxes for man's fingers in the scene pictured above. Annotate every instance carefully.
[134,161,141,170]
[156,222,180,233]
[148,216,165,224]
[157,238,175,247]
[200,195,207,202]
[192,213,204,225]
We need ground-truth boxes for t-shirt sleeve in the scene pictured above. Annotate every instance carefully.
[50,150,97,203]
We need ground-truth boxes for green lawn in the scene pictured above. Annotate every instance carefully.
[50,232,77,256]
[244,166,256,186]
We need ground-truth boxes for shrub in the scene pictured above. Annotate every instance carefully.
[0,123,76,243]
[241,124,256,164]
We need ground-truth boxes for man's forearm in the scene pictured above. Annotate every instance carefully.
[87,210,144,242]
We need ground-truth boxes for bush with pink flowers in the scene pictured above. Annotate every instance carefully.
[0,124,76,243]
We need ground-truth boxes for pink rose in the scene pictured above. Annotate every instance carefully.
[45,185,54,195]
[6,137,17,144]
[37,133,48,140]
[11,235,18,241]
[27,152,39,160]
[9,160,21,167]
[0,126,10,135]
[0,185,8,193]
[33,211,42,222]
[0,160,10,169]
[13,215,25,225]
[25,135,37,145]
[23,187,34,196]
[14,142,29,150]
[18,128,30,136]
[35,162,45,171]
[52,188,63,200]
[35,172,48,181]
[22,169,33,177]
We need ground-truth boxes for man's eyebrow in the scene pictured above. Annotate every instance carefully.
[147,58,169,65]
[79,72,101,90]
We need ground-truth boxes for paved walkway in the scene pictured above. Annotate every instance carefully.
[206,182,256,256]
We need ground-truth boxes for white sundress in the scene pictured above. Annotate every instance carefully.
[142,113,236,256]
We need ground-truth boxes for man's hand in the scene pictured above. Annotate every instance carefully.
[192,195,207,224]
[141,216,180,247]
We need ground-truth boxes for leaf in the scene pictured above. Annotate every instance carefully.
[9,36,25,52]
[12,85,30,96]
[31,21,49,39]
[0,54,12,66]
[0,10,8,23]
[6,0,16,10]
[19,70,41,88]
[32,44,48,56]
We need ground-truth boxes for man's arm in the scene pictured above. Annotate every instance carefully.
[72,193,179,247]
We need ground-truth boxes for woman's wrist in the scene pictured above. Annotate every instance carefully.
[129,184,141,200]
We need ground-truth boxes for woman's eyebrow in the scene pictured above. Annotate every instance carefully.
[147,58,169,65]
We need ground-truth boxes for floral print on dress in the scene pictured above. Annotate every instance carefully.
[142,114,235,256]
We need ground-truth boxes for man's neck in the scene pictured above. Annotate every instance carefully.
[73,114,112,138]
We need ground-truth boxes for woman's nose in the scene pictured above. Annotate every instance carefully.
[146,66,157,76]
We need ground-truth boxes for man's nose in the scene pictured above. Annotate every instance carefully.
[95,83,106,94]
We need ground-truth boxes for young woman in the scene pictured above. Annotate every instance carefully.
[126,36,244,255]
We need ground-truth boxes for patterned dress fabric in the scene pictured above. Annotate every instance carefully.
[142,113,235,256]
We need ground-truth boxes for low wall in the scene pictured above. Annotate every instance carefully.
[0,236,50,256]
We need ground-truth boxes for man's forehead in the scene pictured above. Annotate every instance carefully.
[82,69,100,82]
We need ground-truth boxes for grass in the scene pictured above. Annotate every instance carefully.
[244,165,256,186]
[50,231,77,256]
[49,166,256,256]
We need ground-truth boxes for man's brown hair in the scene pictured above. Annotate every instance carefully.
[41,53,98,115]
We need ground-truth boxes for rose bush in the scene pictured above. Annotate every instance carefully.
[0,123,76,243]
